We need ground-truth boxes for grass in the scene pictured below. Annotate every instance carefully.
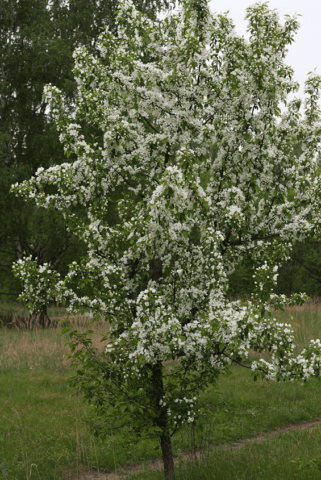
[129,427,321,479]
[0,304,76,329]
[0,312,107,370]
[1,299,321,479]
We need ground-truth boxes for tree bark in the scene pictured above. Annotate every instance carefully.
[14,234,23,260]
[160,432,176,480]
[151,361,176,480]
[28,304,51,329]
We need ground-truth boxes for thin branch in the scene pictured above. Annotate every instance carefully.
[38,239,52,264]
[228,233,279,247]
[51,244,68,270]
[223,352,252,369]
[294,255,321,283]
[137,172,160,185]
[133,87,176,117]
[115,170,145,199]
[140,115,160,134]
[164,142,171,165]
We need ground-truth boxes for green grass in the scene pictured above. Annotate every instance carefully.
[2,364,321,479]
[129,428,321,479]
[1,299,321,479]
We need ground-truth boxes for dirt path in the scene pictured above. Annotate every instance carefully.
[68,418,321,480]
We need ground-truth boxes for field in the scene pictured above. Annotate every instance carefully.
[1,300,321,479]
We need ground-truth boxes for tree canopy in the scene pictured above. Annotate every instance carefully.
[12,0,321,478]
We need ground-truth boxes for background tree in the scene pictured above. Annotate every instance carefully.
[12,1,321,478]
[0,0,174,324]
[228,142,321,299]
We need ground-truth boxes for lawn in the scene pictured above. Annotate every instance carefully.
[1,299,321,479]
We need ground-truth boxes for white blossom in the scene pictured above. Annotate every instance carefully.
[10,0,321,443]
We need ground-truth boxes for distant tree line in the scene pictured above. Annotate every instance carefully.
[229,240,321,299]
[0,0,175,324]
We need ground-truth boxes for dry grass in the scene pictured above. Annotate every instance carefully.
[269,297,321,354]
[245,297,321,363]
[282,297,321,342]
[0,312,111,370]
[1,297,321,371]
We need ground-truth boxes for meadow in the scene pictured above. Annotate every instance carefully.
[1,299,321,479]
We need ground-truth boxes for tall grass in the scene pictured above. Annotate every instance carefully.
[1,297,320,370]
[0,311,110,371]
[277,297,321,352]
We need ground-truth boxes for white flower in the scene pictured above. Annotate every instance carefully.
[10,0,321,457]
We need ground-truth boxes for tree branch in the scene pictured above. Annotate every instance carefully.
[228,233,280,247]
[164,142,171,165]
[223,353,252,369]
[115,169,145,199]
[51,244,68,270]
[140,115,160,134]
[294,255,321,283]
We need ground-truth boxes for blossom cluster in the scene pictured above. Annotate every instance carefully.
[10,0,321,439]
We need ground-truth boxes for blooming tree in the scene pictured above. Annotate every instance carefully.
[11,0,321,478]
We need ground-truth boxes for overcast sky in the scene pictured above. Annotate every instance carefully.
[208,0,321,103]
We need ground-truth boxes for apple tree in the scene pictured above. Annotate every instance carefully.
[12,1,321,478]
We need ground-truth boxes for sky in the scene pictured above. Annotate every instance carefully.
[207,0,321,103]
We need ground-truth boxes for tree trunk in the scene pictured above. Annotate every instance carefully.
[14,234,23,260]
[160,432,176,480]
[28,304,51,329]
[151,361,176,480]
